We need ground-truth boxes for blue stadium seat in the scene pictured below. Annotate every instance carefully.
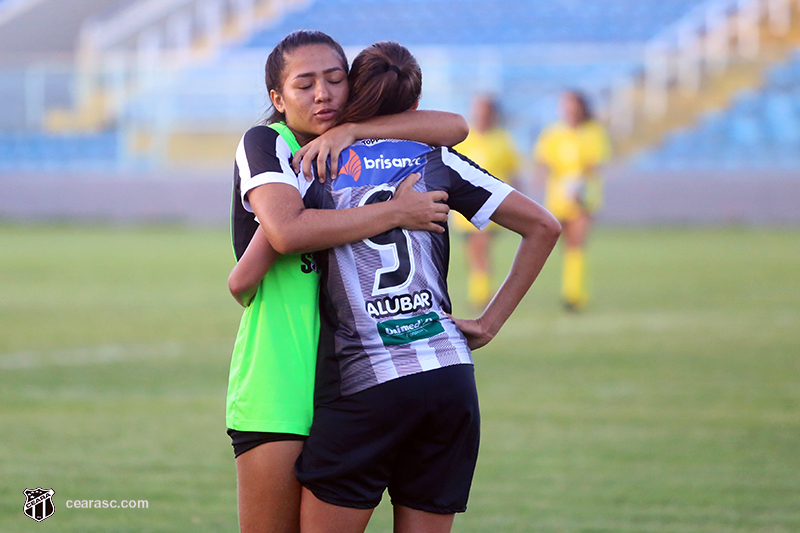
[638,47,800,170]
[0,131,120,171]
[6,0,719,171]
[729,115,763,146]
[241,0,707,48]
[764,94,800,145]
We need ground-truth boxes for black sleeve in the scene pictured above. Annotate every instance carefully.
[239,126,284,177]
[231,161,259,261]
[425,147,494,221]
[230,126,283,261]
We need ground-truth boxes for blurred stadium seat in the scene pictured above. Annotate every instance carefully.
[242,0,704,47]
[2,0,799,175]
[635,49,800,171]
[108,0,704,166]
[0,131,120,171]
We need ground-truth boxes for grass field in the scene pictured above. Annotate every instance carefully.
[1,224,799,532]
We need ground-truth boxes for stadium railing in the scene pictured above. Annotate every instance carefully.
[55,0,311,133]
[13,0,800,171]
[606,0,800,158]
[633,48,800,170]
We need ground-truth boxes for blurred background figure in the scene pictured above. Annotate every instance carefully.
[453,94,521,307]
[533,90,610,311]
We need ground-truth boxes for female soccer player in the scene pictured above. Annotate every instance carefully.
[452,94,521,307]
[533,90,611,311]
[228,30,468,533]
[235,41,561,533]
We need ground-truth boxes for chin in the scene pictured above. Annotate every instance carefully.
[312,121,336,135]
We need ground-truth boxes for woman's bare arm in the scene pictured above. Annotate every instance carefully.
[350,110,468,148]
[450,192,561,349]
[248,173,449,255]
[293,110,469,181]
[228,229,280,307]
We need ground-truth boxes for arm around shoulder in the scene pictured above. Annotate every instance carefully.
[351,110,468,147]
[293,110,469,181]
[248,175,449,255]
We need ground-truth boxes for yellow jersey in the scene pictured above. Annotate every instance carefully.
[534,120,611,221]
[452,127,520,232]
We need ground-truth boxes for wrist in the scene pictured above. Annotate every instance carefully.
[342,122,359,142]
[476,311,500,339]
[386,201,403,227]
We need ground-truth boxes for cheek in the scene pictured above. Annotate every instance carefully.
[283,90,313,121]
[333,83,349,106]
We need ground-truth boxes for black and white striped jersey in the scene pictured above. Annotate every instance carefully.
[304,139,514,401]
[231,125,297,260]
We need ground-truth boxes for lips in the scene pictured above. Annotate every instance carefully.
[315,109,337,121]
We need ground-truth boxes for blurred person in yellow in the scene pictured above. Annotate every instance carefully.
[453,94,521,307]
[533,90,611,311]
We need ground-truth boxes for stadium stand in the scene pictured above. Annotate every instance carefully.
[105,0,707,166]
[0,0,138,60]
[2,0,799,173]
[635,47,800,170]
[242,0,704,47]
[3,0,799,225]
[607,0,800,161]
[0,131,120,171]
[0,0,137,171]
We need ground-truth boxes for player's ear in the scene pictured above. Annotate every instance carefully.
[411,99,420,111]
[270,89,286,113]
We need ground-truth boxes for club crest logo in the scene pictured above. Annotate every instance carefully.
[23,487,55,522]
[338,149,362,182]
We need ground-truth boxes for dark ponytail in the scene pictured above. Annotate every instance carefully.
[337,41,422,125]
[264,30,349,124]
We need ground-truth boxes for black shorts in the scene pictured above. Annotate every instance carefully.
[295,364,480,514]
[227,429,306,458]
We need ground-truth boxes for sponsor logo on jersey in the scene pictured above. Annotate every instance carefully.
[377,312,444,346]
[362,154,423,170]
[365,289,432,319]
[334,143,427,190]
[23,488,55,522]
[337,149,362,182]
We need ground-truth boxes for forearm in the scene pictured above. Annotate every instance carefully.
[479,229,558,336]
[231,285,257,308]
[250,174,448,255]
[352,110,468,147]
[478,193,561,337]
[228,229,280,306]
[257,197,403,255]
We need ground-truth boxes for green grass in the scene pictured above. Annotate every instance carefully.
[1,224,798,532]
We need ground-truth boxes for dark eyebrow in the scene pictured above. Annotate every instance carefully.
[293,67,344,80]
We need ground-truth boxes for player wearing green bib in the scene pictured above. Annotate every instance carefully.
[227,123,319,437]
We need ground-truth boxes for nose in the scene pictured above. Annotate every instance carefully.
[314,81,331,103]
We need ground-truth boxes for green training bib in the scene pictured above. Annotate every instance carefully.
[227,123,320,434]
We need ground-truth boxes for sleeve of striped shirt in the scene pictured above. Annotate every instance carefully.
[440,147,514,230]
[235,126,299,212]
